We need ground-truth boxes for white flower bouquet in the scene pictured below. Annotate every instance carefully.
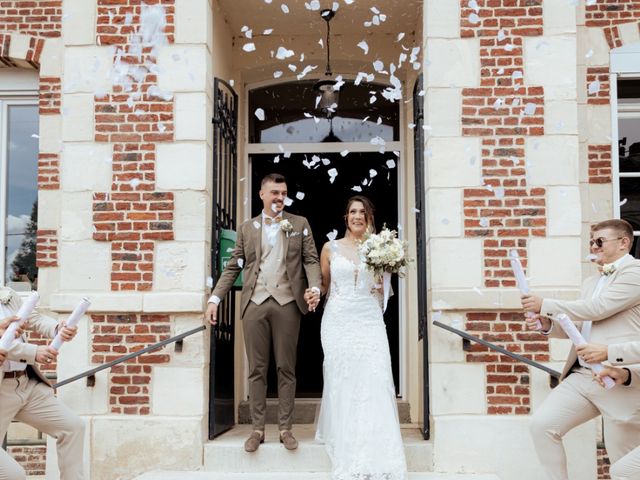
[359,226,410,277]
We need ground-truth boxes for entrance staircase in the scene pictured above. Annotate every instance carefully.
[132,425,500,480]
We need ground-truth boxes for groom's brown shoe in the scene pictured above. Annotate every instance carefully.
[279,430,298,450]
[244,431,264,452]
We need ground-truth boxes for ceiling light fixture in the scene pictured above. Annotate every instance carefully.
[314,9,339,117]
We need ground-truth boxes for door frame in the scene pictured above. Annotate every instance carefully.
[240,77,409,399]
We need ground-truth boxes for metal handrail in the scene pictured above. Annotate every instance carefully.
[433,320,562,378]
[52,325,207,389]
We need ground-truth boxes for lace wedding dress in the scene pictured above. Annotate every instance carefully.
[316,242,407,480]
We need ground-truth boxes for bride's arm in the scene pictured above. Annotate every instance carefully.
[320,242,331,296]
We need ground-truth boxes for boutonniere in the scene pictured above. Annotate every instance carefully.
[0,288,13,305]
[602,264,616,276]
[279,219,293,233]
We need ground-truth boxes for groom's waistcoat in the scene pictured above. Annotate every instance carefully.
[251,229,295,306]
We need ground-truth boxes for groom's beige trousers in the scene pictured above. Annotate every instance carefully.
[530,368,640,480]
[610,445,640,480]
[0,373,85,480]
[243,298,300,432]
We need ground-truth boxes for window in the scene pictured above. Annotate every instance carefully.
[0,79,39,290]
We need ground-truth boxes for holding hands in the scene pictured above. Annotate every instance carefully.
[304,288,321,312]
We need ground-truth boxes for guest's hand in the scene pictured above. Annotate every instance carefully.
[205,303,218,326]
[594,365,629,387]
[35,345,58,365]
[521,294,543,314]
[0,349,6,367]
[577,343,608,364]
[525,314,550,332]
[0,315,23,338]
[57,320,78,342]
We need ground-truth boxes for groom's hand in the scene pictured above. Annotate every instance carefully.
[205,303,218,326]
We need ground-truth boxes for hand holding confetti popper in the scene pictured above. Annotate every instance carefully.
[0,291,39,350]
[50,298,91,351]
[556,314,616,390]
[509,251,542,330]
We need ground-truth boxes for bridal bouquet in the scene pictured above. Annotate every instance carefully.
[359,226,410,277]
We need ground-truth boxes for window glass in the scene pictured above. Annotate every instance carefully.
[248,80,400,143]
[4,104,39,289]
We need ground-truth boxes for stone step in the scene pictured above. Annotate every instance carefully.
[204,425,432,473]
[238,398,412,424]
[133,473,501,480]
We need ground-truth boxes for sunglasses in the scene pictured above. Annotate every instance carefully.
[589,237,623,248]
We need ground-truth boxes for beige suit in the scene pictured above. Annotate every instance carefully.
[530,255,640,480]
[212,212,321,431]
[0,288,85,480]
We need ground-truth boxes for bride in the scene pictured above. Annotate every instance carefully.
[315,195,407,480]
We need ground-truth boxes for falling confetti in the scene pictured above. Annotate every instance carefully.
[469,13,480,24]
[340,149,349,157]
[326,229,338,241]
[253,221,261,229]
[620,198,628,206]
[386,159,396,169]
[296,192,305,200]
[328,168,338,183]
[284,197,294,206]
[281,4,289,13]
[206,277,214,288]
[255,108,265,121]
[242,43,256,52]
[276,46,294,60]
[588,80,600,95]
[357,40,369,55]
[237,259,245,269]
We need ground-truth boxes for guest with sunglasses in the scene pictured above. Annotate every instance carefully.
[521,219,640,480]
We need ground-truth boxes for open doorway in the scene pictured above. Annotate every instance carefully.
[251,151,400,396]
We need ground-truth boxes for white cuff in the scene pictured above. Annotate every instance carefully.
[540,321,554,336]
[208,295,221,305]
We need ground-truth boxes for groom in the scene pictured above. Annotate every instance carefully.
[205,173,322,452]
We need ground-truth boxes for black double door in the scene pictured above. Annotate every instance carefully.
[251,151,400,397]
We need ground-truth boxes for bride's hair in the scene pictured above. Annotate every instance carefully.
[344,195,376,234]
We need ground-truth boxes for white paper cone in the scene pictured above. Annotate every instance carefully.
[0,291,39,350]
[557,314,615,390]
[50,297,91,351]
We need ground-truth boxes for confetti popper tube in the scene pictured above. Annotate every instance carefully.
[509,256,542,330]
[50,297,91,351]
[0,291,39,350]
[556,313,616,390]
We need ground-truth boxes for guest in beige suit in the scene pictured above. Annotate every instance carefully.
[578,340,640,480]
[521,219,640,480]
[205,173,322,452]
[0,286,85,480]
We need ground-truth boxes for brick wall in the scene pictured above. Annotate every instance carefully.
[0,0,62,38]
[586,0,640,48]
[465,311,549,414]
[7,446,46,477]
[91,314,171,415]
[597,443,611,480]
[36,230,58,268]
[93,0,176,292]
[588,145,613,184]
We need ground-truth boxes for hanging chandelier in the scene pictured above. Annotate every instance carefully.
[314,9,340,116]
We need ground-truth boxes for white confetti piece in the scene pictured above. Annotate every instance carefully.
[273,70,283,78]
[206,277,214,288]
[31,133,40,139]
[326,229,338,241]
[469,13,480,24]
[523,102,537,115]
[305,0,320,10]
[396,32,405,42]
[328,168,338,183]
[585,49,594,59]
[263,28,273,35]
[352,186,362,192]
[411,207,420,213]
[369,169,378,178]
[340,149,349,157]
[586,253,598,262]
[284,197,294,206]
[253,221,261,229]
[130,178,141,188]
[473,287,484,296]
[281,4,289,13]
[274,155,280,163]
[588,80,600,95]
[237,259,245,269]
[296,192,305,200]
[357,40,369,55]
[321,157,331,166]
[386,159,396,169]
[276,46,294,60]
[373,60,384,72]
[479,218,489,227]
[497,29,506,41]
[303,228,309,236]
[242,43,256,52]
[620,198,628,206]
[494,187,505,199]
[255,108,265,121]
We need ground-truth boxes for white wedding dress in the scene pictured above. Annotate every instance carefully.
[316,242,407,480]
